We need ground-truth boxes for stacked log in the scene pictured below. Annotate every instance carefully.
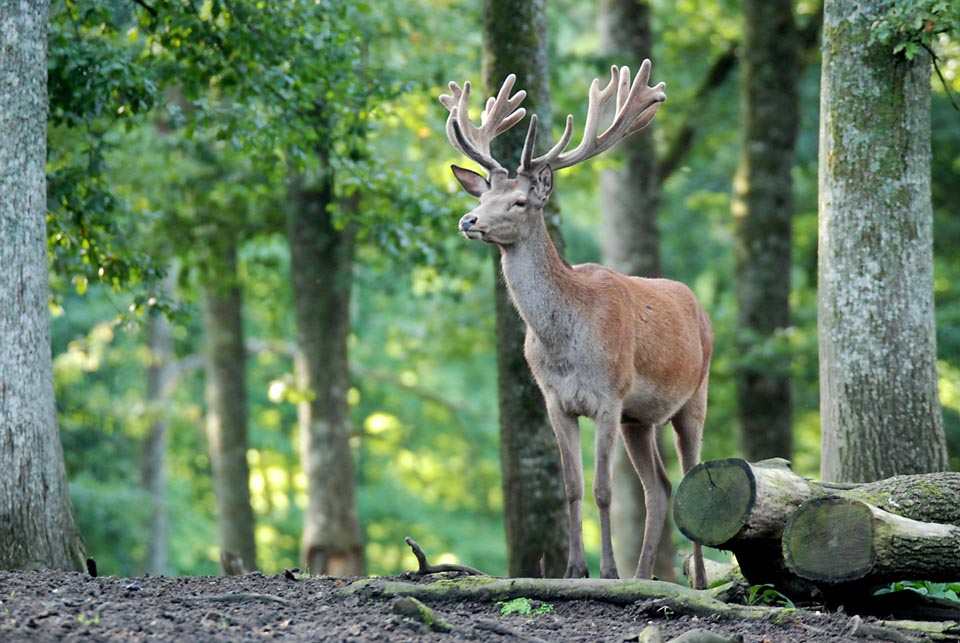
[672,458,960,596]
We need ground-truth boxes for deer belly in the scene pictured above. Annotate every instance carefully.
[620,376,689,427]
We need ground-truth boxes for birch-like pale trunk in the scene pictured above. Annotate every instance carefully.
[0,0,85,571]
[818,0,948,482]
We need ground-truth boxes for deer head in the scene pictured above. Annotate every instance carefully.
[440,62,666,246]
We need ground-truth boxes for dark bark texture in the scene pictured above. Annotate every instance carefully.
[287,171,364,576]
[483,0,568,578]
[0,0,85,572]
[732,0,798,461]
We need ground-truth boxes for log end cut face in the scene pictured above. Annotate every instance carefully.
[783,496,876,583]
[674,458,757,547]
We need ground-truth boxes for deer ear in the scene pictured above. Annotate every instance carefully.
[451,165,489,198]
[532,165,553,203]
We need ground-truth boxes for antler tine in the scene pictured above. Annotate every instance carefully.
[439,74,527,177]
[523,61,666,174]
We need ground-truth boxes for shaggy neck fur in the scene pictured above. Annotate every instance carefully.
[498,214,580,343]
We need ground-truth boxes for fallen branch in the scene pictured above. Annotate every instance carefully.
[403,536,486,577]
[338,575,761,617]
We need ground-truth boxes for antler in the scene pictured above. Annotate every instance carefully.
[439,74,527,177]
[518,60,666,174]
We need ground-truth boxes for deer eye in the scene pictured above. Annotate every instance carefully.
[512,199,527,209]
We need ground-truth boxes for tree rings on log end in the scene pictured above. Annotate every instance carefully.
[674,458,756,547]
[783,497,876,583]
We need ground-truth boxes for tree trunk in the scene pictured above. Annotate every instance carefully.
[0,0,85,571]
[287,172,364,577]
[732,0,798,461]
[597,0,675,583]
[818,0,948,482]
[784,497,960,586]
[482,0,568,578]
[202,232,258,573]
[141,301,175,575]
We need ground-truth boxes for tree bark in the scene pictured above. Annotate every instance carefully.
[482,0,568,578]
[202,231,258,573]
[142,302,175,575]
[287,171,364,577]
[0,0,85,572]
[597,0,675,583]
[818,0,948,482]
[732,0,798,461]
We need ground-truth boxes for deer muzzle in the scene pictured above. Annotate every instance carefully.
[459,213,484,239]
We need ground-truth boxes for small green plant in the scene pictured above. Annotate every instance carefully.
[744,584,795,609]
[497,597,554,617]
[77,613,101,625]
[875,581,960,601]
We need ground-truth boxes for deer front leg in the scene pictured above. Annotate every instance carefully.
[545,399,588,578]
[593,406,621,579]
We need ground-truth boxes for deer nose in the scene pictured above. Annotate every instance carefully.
[459,214,478,231]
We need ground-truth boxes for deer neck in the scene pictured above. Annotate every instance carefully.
[499,214,578,341]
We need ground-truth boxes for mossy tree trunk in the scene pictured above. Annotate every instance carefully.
[483,0,568,578]
[818,0,948,482]
[597,0,675,583]
[202,231,258,573]
[287,166,364,576]
[732,0,798,461]
[0,0,86,572]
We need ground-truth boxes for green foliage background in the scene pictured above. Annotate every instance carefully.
[46,0,960,577]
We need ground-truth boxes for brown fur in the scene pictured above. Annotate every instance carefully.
[455,168,712,586]
[444,63,708,586]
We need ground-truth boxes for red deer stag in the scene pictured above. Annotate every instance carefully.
[440,61,711,587]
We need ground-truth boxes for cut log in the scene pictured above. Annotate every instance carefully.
[673,458,822,547]
[674,459,960,549]
[783,497,960,585]
[673,459,960,597]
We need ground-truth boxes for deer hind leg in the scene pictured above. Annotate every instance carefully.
[671,378,708,589]
[620,421,671,580]
[545,399,588,578]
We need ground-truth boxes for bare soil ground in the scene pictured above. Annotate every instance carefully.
[0,569,927,642]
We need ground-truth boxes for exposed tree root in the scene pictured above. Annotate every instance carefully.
[403,536,487,577]
[335,574,959,641]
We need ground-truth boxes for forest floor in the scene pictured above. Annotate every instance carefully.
[0,569,942,643]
